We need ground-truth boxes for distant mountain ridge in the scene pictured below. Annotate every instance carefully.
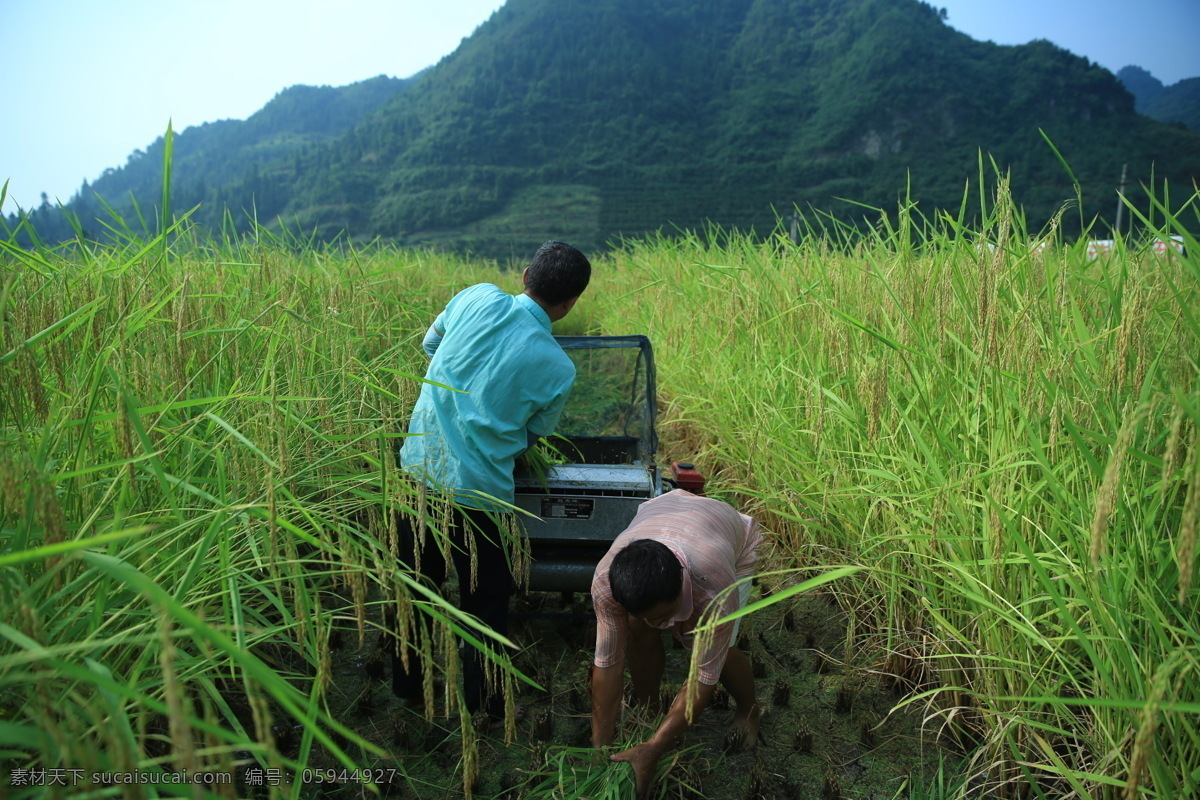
[1117,66,1200,132]
[11,0,1200,255]
[11,74,408,241]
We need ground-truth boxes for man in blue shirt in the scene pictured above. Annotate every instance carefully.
[392,241,591,723]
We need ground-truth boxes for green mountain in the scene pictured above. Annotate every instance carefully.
[1117,66,1200,132]
[12,0,1200,255]
[10,74,408,243]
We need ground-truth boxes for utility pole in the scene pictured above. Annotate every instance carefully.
[790,209,799,245]
[1114,163,1128,237]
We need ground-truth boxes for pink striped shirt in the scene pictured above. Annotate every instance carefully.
[591,489,762,685]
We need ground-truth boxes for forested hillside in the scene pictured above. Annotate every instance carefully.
[10,0,1200,256]
[1118,66,1200,132]
[279,0,1200,253]
[9,75,408,243]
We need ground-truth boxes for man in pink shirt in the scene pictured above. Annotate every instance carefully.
[590,489,763,797]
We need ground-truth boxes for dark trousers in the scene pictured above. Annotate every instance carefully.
[390,505,513,717]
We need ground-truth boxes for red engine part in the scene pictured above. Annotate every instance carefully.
[670,461,707,495]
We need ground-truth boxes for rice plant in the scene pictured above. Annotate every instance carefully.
[516,736,698,800]
[586,180,1200,798]
[0,190,531,797]
[4,138,1198,799]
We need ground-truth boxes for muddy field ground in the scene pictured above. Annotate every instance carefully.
[272,581,963,800]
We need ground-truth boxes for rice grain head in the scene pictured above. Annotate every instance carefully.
[316,598,333,695]
[441,622,459,718]
[1162,403,1186,502]
[1177,431,1199,603]
[158,611,198,775]
[1112,286,1140,395]
[459,699,480,799]
[1091,404,1140,568]
[1125,659,1173,800]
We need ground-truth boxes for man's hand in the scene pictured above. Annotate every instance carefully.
[609,680,716,796]
[611,741,663,800]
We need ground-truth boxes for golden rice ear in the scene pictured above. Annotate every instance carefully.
[158,609,198,775]
[1125,660,1175,799]
[1178,429,1199,603]
[502,511,532,591]
[1091,401,1143,568]
[458,693,479,798]
[1162,402,1186,502]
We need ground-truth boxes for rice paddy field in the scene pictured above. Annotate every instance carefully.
[2,174,1199,799]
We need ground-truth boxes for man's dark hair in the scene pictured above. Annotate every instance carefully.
[609,539,683,615]
[525,241,591,306]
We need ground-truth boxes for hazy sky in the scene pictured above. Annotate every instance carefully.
[3,0,1197,215]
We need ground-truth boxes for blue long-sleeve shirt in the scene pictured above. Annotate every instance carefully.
[400,284,575,509]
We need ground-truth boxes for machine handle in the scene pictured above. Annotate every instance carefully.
[670,462,707,495]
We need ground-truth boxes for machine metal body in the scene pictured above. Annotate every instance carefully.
[514,335,664,592]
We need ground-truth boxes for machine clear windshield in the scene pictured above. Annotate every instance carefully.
[541,336,656,467]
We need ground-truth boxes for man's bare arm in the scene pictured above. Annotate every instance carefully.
[591,663,623,747]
